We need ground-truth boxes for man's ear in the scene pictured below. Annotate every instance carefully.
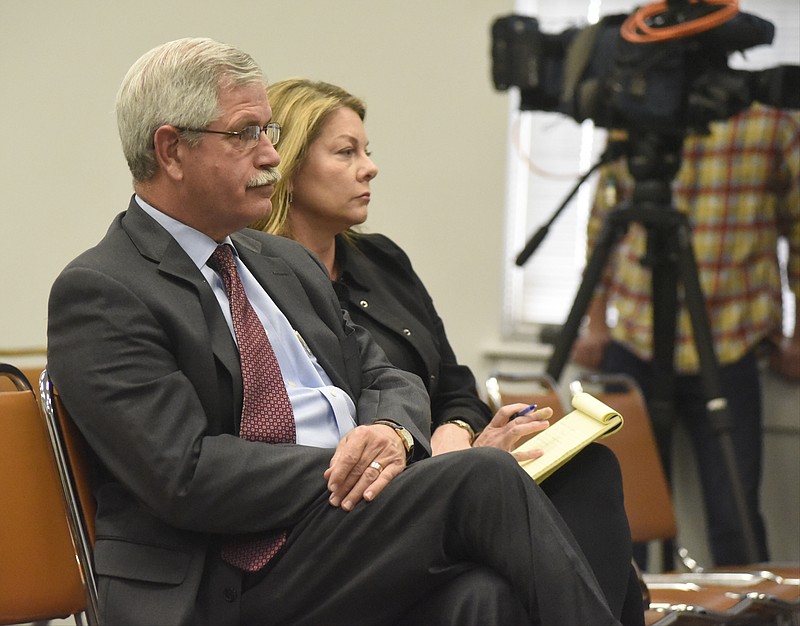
[153,125,185,181]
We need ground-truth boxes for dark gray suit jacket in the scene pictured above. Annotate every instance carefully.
[47,198,432,624]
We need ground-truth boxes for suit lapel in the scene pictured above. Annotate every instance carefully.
[234,234,351,392]
[122,200,244,416]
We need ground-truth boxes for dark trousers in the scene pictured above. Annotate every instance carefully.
[602,341,769,566]
[400,444,644,626]
[396,566,530,625]
[541,444,644,625]
[240,448,621,626]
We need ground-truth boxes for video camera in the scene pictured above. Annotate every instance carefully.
[491,1,799,134]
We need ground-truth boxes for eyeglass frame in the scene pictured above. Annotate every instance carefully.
[175,122,281,148]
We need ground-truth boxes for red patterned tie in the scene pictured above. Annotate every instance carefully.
[208,243,296,572]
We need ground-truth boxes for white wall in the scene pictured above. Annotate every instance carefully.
[0,0,511,376]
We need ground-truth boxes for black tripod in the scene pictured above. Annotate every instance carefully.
[530,131,761,565]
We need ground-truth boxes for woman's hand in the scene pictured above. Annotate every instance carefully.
[472,404,553,462]
[431,404,553,460]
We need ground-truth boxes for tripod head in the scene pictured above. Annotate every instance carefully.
[621,131,684,209]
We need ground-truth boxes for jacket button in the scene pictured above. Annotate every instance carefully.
[403,328,412,336]
[360,300,369,308]
[223,587,238,603]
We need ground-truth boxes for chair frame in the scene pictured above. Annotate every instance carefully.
[485,371,565,417]
[0,363,30,390]
[39,369,100,625]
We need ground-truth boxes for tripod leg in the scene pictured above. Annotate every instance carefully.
[641,218,682,573]
[672,217,761,564]
[647,226,679,473]
[546,213,627,381]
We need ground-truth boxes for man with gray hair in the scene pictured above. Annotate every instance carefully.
[47,37,626,625]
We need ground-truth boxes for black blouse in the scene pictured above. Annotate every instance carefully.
[332,233,492,434]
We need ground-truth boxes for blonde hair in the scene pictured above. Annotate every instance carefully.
[252,79,366,235]
[116,37,264,182]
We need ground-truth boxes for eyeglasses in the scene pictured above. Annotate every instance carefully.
[176,122,281,149]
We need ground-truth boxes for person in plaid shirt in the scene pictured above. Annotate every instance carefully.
[573,103,800,567]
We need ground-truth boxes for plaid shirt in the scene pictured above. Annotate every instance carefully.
[589,104,800,373]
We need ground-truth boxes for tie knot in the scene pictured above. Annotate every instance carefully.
[209,244,237,277]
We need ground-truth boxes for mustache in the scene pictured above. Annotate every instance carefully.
[247,169,281,188]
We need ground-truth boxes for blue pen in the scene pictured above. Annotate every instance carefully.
[512,404,537,419]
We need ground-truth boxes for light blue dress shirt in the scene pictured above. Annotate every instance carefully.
[136,196,356,448]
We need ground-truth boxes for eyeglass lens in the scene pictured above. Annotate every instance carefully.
[240,123,280,147]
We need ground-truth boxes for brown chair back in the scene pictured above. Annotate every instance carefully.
[0,364,86,625]
[571,374,678,545]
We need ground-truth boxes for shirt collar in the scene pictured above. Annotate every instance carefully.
[135,195,234,269]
